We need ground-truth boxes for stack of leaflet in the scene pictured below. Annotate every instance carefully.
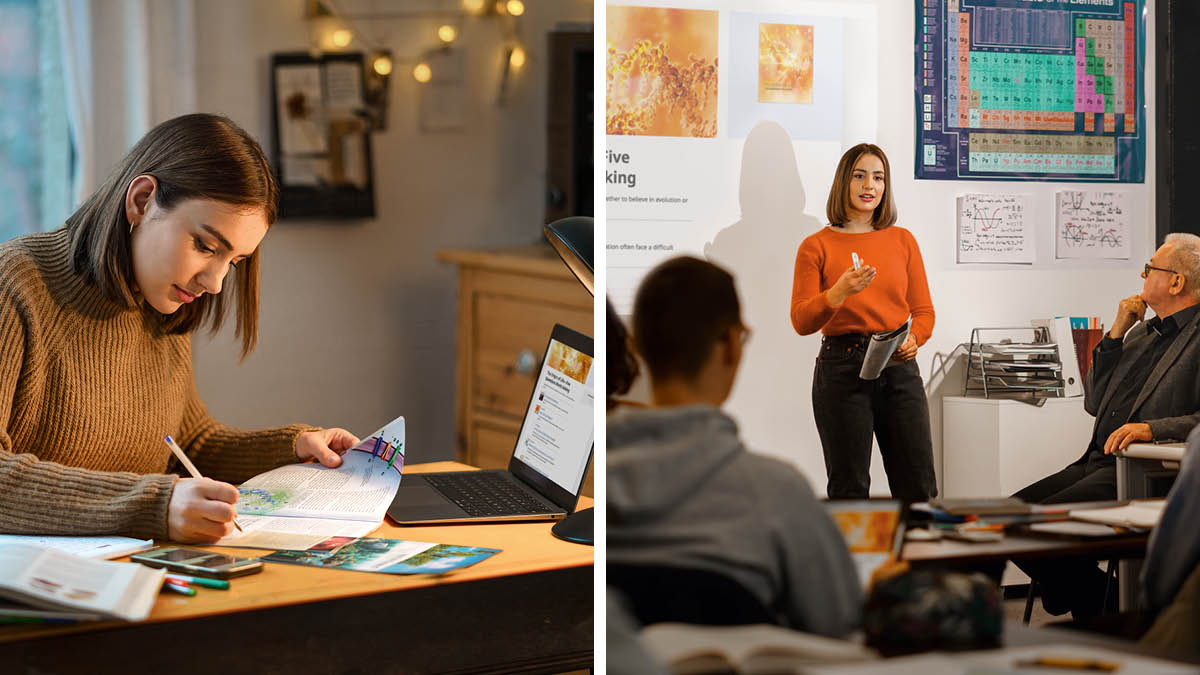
[964,327,1065,400]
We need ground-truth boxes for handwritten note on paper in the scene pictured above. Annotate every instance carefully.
[956,194,1034,264]
[1055,191,1131,260]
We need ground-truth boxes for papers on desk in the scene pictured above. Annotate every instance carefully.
[216,416,405,550]
[260,537,500,575]
[0,535,153,559]
[0,543,164,621]
[1069,499,1166,530]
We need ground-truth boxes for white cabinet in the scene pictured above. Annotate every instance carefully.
[942,396,1095,497]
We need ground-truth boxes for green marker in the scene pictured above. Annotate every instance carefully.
[164,574,230,590]
[387,442,402,470]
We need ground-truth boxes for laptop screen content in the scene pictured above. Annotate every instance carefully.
[511,336,595,493]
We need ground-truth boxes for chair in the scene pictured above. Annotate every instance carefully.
[607,563,777,627]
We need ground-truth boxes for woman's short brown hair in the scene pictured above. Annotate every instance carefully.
[825,143,897,229]
[64,113,278,358]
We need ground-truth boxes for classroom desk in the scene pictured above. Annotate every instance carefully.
[0,461,595,675]
[903,531,1148,567]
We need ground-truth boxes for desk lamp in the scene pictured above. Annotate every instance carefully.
[543,216,594,546]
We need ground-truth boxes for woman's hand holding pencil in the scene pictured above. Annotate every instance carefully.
[164,435,244,544]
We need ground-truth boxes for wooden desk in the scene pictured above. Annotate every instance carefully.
[0,462,594,674]
[904,532,1148,567]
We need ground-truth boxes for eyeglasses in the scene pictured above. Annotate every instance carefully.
[1143,263,1179,278]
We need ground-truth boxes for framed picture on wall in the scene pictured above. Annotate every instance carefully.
[270,51,376,219]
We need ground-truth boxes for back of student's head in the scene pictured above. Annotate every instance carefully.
[632,256,740,381]
[607,299,639,409]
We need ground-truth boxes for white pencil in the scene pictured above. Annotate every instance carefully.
[163,435,244,533]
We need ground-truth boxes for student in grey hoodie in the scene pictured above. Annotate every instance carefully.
[607,256,864,638]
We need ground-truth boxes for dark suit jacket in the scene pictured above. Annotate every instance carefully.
[1085,307,1200,444]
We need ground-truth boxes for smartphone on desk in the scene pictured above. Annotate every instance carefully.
[131,547,264,579]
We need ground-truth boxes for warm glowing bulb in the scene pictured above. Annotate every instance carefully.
[438,25,457,43]
[413,62,432,83]
[505,0,525,16]
[331,29,352,48]
[495,1,506,14]
[509,46,526,69]
[462,0,484,12]
[373,55,393,76]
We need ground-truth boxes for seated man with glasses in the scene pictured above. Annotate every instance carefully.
[1015,233,1200,619]
[607,256,863,637]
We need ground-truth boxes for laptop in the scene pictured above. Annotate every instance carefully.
[387,324,594,524]
[824,499,908,590]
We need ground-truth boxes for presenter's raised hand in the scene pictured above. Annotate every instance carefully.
[1103,422,1153,454]
[826,264,877,308]
[167,477,239,543]
[1109,295,1146,339]
[892,334,918,362]
[296,428,361,467]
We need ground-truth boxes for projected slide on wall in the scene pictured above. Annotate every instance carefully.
[915,0,1146,182]
[605,1,877,313]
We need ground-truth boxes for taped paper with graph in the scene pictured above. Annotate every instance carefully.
[1055,190,1131,260]
[956,194,1034,264]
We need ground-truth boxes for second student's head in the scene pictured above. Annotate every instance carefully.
[632,256,746,405]
[827,143,897,229]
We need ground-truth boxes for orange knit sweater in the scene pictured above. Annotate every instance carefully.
[0,229,317,539]
[790,226,935,345]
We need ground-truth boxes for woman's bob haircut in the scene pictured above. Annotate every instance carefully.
[826,143,897,230]
[64,113,278,358]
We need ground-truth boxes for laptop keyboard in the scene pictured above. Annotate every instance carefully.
[423,472,557,517]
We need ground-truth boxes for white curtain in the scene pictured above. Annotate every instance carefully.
[57,0,196,208]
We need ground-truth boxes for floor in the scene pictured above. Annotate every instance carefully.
[1003,585,1058,628]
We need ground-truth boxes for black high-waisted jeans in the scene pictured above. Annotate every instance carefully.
[812,334,937,501]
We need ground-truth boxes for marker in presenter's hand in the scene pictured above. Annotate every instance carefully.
[163,435,244,533]
[852,252,862,270]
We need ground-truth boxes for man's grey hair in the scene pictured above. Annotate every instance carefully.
[1165,233,1200,298]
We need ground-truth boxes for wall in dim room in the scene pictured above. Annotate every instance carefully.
[189,0,593,463]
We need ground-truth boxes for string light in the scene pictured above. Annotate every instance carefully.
[438,24,458,43]
[509,45,526,69]
[413,62,432,83]
[331,29,353,48]
[373,54,393,76]
[505,0,525,17]
[462,0,484,13]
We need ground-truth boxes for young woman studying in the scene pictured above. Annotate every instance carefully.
[0,114,358,543]
[790,143,937,501]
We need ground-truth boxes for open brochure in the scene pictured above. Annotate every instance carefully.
[261,537,500,575]
[859,317,911,381]
[0,543,164,621]
[215,416,405,550]
[639,622,877,675]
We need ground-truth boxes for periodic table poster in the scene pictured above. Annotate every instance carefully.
[915,0,1145,182]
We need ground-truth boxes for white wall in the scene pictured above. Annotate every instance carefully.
[189,0,593,462]
[612,0,1156,497]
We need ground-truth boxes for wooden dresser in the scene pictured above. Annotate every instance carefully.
[438,247,594,497]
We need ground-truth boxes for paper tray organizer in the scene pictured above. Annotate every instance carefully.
[963,326,1066,400]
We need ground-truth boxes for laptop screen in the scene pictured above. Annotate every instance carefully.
[510,325,595,499]
[824,499,907,590]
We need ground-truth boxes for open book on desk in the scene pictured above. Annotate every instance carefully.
[0,543,164,621]
[1069,499,1166,530]
[216,416,405,551]
[0,535,153,559]
[639,622,877,675]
